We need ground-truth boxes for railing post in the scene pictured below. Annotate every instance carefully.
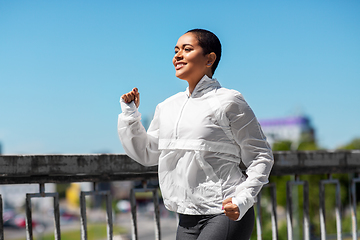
[286,177,310,240]
[130,181,161,240]
[0,195,3,240]
[80,191,88,240]
[80,184,113,240]
[319,175,342,240]
[130,188,138,240]
[303,181,310,240]
[269,184,279,240]
[286,180,293,240]
[351,174,360,240]
[106,192,113,240]
[255,184,278,240]
[153,188,161,240]
[53,193,61,240]
[256,193,262,240]
[25,193,33,240]
[25,184,61,240]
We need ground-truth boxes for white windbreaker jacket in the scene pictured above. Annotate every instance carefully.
[118,75,274,220]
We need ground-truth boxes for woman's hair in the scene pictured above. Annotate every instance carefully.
[186,29,222,75]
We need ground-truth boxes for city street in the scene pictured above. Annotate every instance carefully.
[4,208,178,240]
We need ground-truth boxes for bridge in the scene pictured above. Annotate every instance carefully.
[0,150,359,240]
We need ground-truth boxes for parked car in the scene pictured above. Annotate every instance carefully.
[3,209,44,229]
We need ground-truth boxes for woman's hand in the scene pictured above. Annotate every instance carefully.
[222,198,240,221]
[121,88,140,108]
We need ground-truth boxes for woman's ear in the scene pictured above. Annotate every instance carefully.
[206,52,217,67]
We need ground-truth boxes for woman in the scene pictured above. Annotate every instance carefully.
[118,29,274,240]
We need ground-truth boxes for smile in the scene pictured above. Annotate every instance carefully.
[175,62,186,70]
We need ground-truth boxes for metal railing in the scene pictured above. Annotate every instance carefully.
[0,151,359,240]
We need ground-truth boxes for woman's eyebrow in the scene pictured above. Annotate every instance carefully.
[182,44,194,48]
[174,44,194,49]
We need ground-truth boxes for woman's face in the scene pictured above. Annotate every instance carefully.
[173,33,211,83]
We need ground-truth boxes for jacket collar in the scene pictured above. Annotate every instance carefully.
[185,75,221,98]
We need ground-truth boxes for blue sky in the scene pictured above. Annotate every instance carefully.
[1,0,359,154]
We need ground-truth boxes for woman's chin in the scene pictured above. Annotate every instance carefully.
[175,72,187,80]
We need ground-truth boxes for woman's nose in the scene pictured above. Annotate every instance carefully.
[175,50,183,59]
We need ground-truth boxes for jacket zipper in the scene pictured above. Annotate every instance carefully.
[175,96,190,139]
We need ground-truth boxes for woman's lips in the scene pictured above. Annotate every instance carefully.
[175,62,186,70]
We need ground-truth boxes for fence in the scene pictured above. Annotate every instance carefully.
[0,151,359,240]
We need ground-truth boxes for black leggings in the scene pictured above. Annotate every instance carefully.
[176,207,255,240]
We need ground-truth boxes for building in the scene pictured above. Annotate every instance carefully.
[258,116,315,149]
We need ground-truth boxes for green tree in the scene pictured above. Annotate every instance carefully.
[271,136,321,152]
[297,141,319,150]
[338,138,360,150]
[272,140,292,151]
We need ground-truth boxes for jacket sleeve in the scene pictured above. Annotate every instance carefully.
[225,93,274,220]
[117,98,161,166]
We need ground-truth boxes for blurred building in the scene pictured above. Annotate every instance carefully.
[0,183,56,210]
[259,116,315,149]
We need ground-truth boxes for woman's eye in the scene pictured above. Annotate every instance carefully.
[184,48,191,52]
